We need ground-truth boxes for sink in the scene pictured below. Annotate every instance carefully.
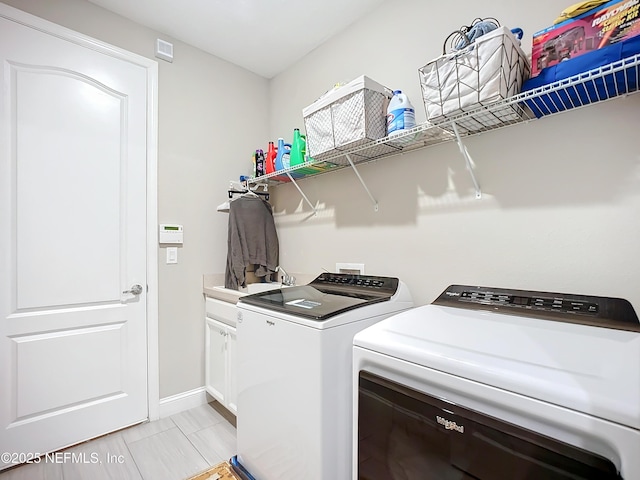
[206,282,289,304]
[242,282,283,294]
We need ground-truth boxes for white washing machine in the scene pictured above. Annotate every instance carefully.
[353,284,640,479]
[231,273,413,480]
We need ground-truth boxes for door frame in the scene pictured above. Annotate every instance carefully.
[0,3,160,421]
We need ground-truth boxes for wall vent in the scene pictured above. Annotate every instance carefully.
[155,39,173,62]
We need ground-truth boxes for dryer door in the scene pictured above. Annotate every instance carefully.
[357,371,622,480]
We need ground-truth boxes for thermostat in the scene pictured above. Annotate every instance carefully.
[159,224,183,244]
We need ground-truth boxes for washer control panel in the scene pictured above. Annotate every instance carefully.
[313,273,398,293]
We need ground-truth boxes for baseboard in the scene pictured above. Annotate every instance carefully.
[209,399,237,428]
[158,386,208,418]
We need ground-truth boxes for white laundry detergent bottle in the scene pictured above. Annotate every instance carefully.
[386,90,416,137]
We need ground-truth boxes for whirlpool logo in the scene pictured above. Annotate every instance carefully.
[436,415,464,434]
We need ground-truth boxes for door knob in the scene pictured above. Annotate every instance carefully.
[123,284,143,295]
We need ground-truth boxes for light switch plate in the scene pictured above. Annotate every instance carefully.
[166,247,178,264]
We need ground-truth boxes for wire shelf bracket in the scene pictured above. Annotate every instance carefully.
[450,122,482,199]
[346,154,379,211]
[286,172,318,216]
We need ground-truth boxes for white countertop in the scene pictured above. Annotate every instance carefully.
[202,272,318,303]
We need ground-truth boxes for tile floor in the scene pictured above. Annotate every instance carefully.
[0,402,236,480]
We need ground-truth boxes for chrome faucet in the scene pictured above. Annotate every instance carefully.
[277,266,296,286]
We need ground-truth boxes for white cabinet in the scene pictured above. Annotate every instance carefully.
[205,318,237,414]
[226,326,237,412]
[205,297,238,415]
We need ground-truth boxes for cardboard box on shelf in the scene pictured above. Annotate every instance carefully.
[531,0,640,77]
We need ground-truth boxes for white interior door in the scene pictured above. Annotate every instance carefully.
[0,7,154,468]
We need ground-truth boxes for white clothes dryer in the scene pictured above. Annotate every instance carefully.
[353,284,640,479]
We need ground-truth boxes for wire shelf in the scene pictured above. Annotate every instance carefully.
[250,53,640,186]
[437,52,640,136]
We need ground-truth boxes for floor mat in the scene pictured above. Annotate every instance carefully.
[187,461,242,480]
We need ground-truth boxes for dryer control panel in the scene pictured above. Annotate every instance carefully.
[434,285,639,332]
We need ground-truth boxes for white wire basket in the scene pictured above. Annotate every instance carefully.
[419,26,530,126]
[303,76,394,161]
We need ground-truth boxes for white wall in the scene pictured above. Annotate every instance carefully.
[269,0,640,310]
[2,0,270,398]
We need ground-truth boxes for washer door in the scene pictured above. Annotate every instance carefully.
[240,284,387,321]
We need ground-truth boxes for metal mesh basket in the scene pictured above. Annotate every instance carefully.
[419,26,530,129]
[304,107,334,160]
[303,77,392,161]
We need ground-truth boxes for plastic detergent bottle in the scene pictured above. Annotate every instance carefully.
[265,141,277,174]
[387,90,416,136]
[274,137,291,171]
[289,128,307,167]
[255,149,265,177]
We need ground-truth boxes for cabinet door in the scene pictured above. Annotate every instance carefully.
[226,326,237,415]
[205,318,227,405]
